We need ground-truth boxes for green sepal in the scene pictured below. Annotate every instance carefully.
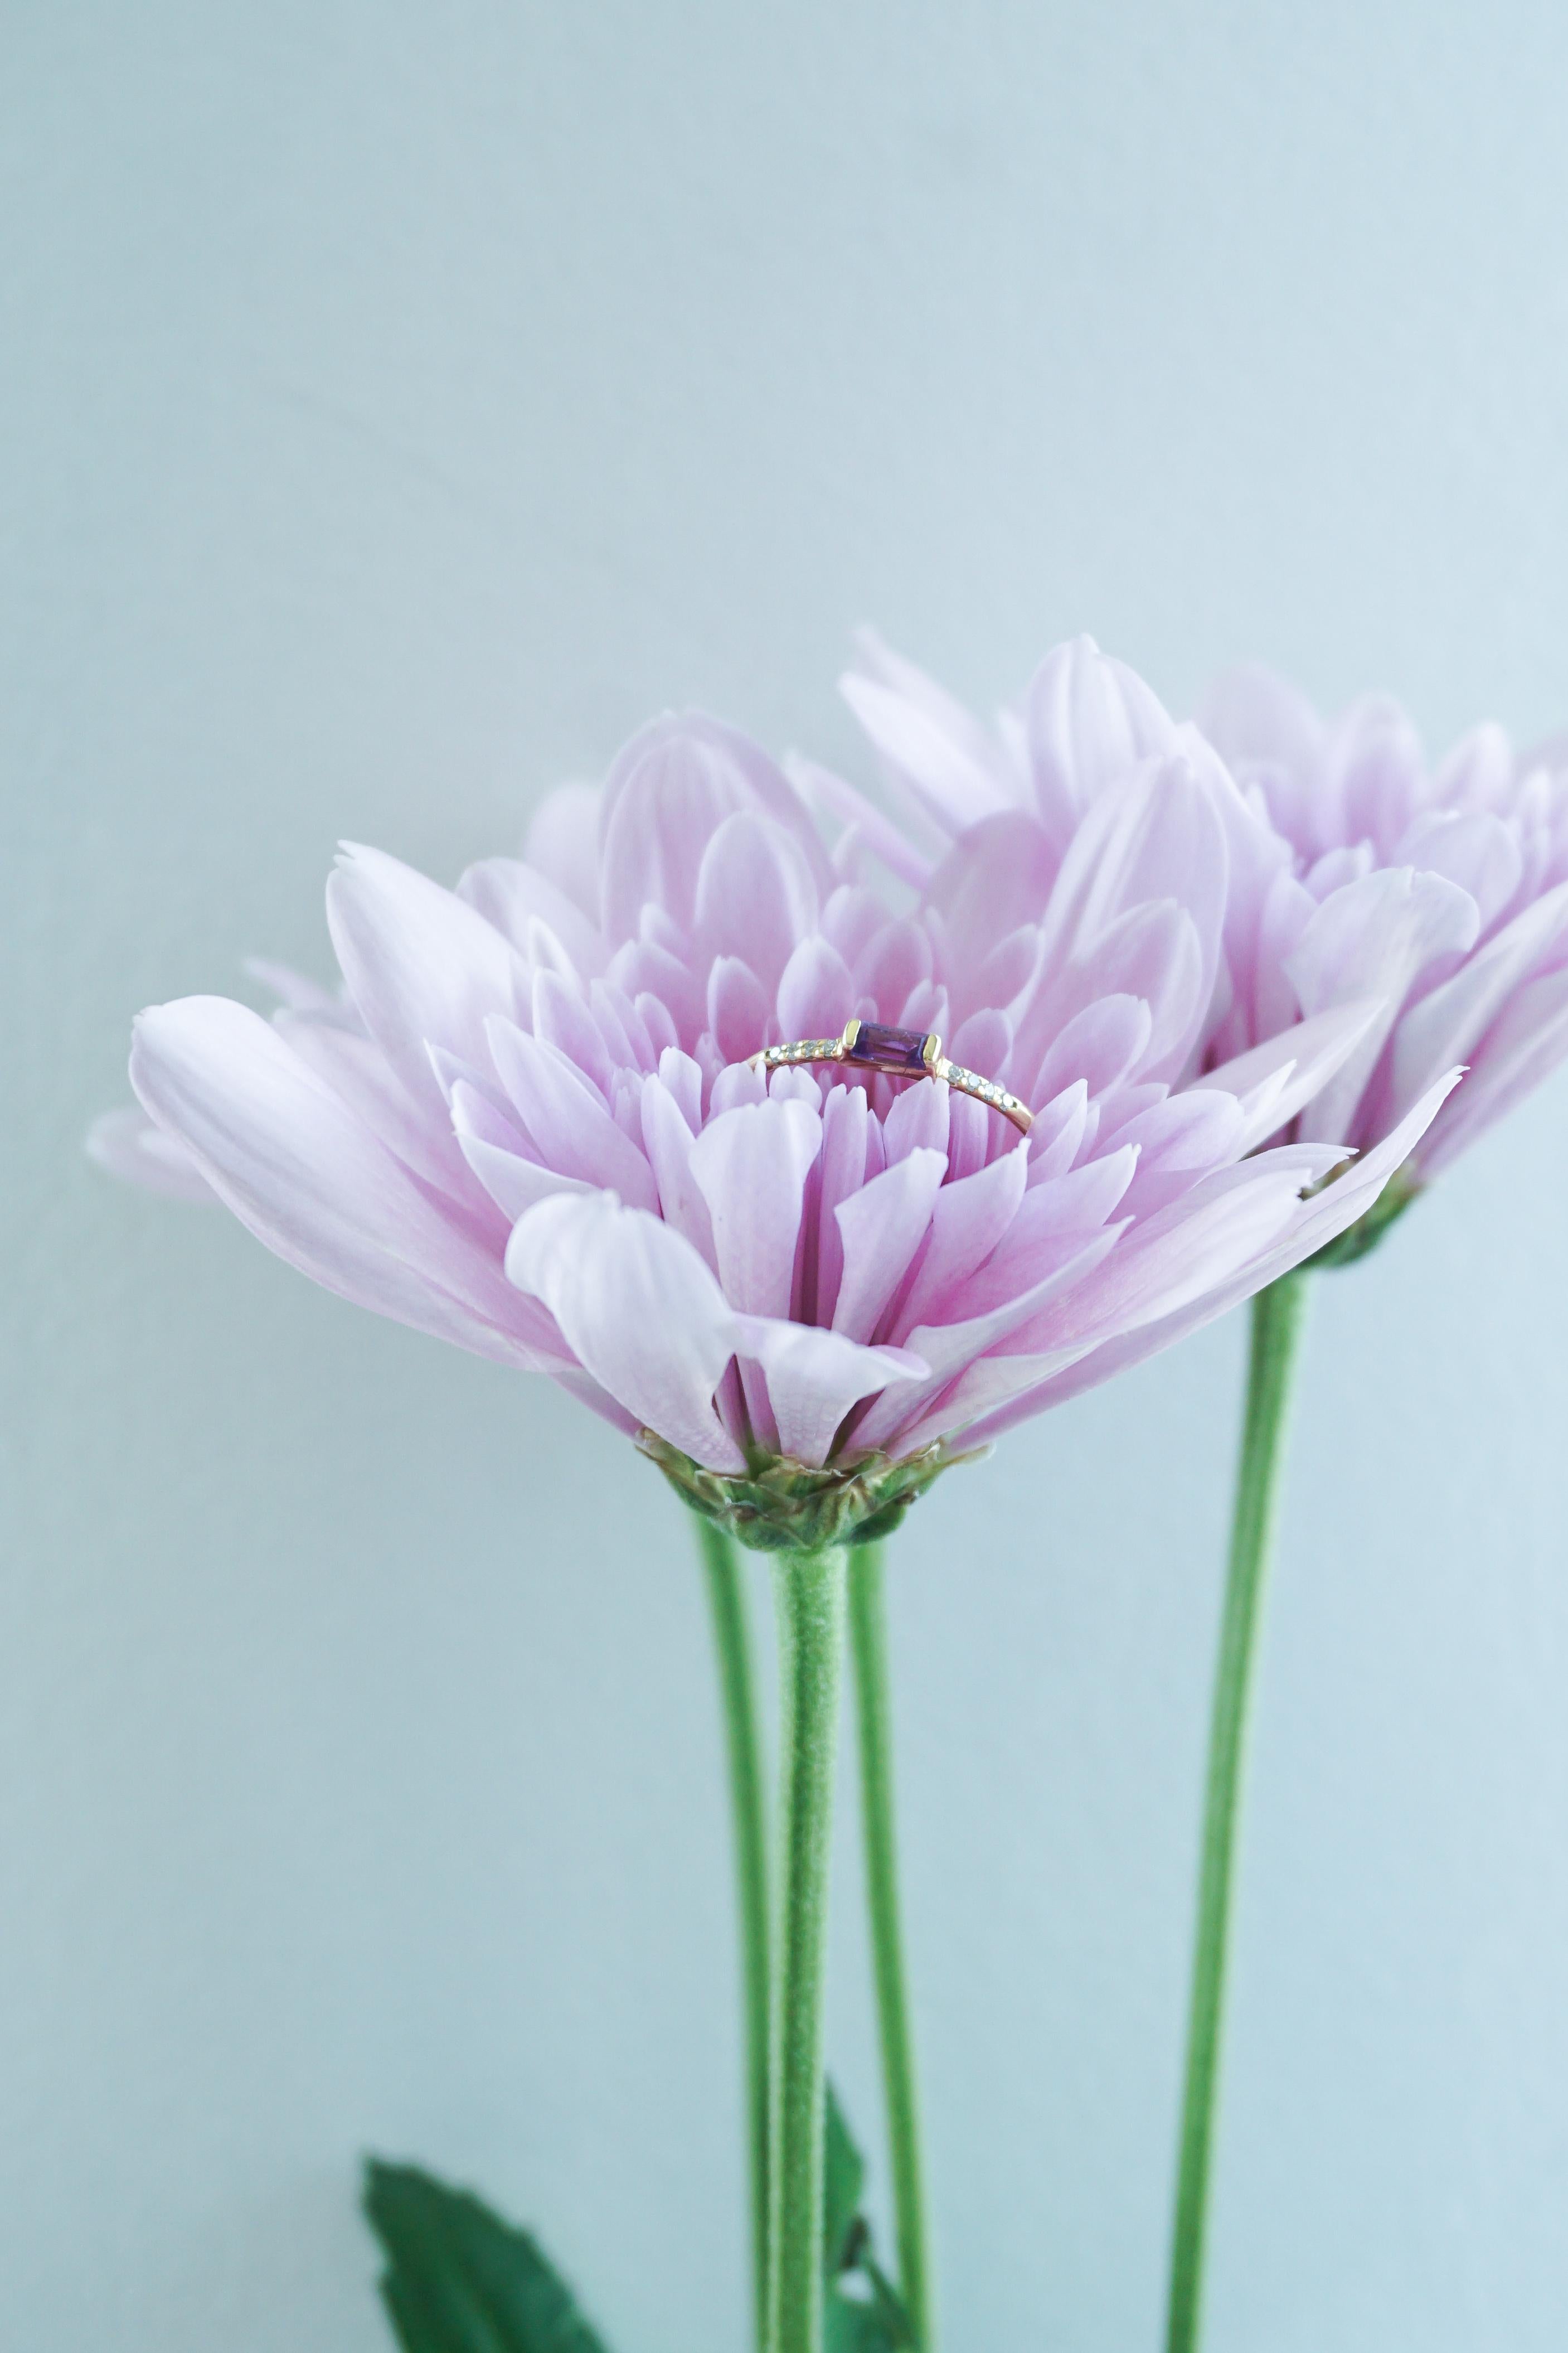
[822,2085,918,2352]
[1304,1163,1421,1272]
[362,2160,612,2353]
[639,1431,974,1553]
[824,2083,868,2273]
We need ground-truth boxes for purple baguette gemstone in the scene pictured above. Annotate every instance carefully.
[845,1022,935,1076]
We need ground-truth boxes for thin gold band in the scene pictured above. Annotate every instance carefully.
[749,1016,1033,1136]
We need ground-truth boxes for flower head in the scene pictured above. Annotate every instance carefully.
[1199,665,1568,1181]
[832,630,1568,1208]
[111,703,1452,1541]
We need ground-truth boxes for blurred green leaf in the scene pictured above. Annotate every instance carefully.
[822,2088,917,2352]
[824,2084,868,2272]
[363,2160,611,2353]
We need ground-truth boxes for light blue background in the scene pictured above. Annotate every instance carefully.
[8,4,1568,2346]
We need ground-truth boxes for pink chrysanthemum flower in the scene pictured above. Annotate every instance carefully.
[829,631,1568,1213]
[100,710,1454,1543]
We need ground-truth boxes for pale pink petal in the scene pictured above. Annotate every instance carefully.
[600,716,831,943]
[485,1018,659,1209]
[86,1105,216,1203]
[523,782,602,918]
[852,1227,1124,1452]
[1028,996,1153,1110]
[992,1093,1454,1442]
[1416,976,1568,1178]
[1046,1159,1309,1350]
[732,1318,926,1468]
[842,633,1017,837]
[853,918,934,1020]
[532,969,615,1094]
[706,956,771,1066]
[776,936,856,1043]
[1104,1092,1247,1218]
[851,628,1020,796]
[1191,999,1382,1150]
[689,1097,822,1318]
[694,810,821,996]
[457,855,608,980]
[788,753,936,889]
[1025,1081,1091,1178]
[1200,664,1326,801]
[880,1338,1100,1455]
[1018,900,1205,1091]
[599,722,747,943]
[1022,634,1178,855]
[1331,695,1426,857]
[709,1059,769,1116]
[279,1012,498,1209]
[1394,808,1523,931]
[812,1084,871,1325]
[890,1145,1031,1333]
[1285,866,1481,1144]
[131,998,541,1364]
[654,1046,705,1131]
[883,1077,950,1164]
[242,957,346,1016]
[831,1148,948,1342]
[922,813,1060,982]
[640,1074,719,1264]
[328,846,531,1132]
[504,1192,745,1470]
[450,1082,594,1222]
[1387,882,1568,1122]
[1037,757,1228,1041]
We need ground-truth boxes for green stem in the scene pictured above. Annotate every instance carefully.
[695,1517,773,2353]
[1166,1270,1312,2353]
[847,1543,934,2349]
[769,1545,849,2353]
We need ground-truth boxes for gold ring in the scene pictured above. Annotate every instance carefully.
[749,1018,1032,1136]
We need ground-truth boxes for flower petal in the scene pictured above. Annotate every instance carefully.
[86,1104,216,1203]
[831,1148,948,1342]
[505,1192,745,1470]
[1191,999,1383,1150]
[457,854,608,979]
[523,782,602,918]
[694,810,821,998]
[485,1018,660,1209]
[131,997,542,1363]
[328,845,530,1135]
[1387,882,1568,1122]
[1285,865,1480,1144]
[690,1096,823,1317]
[732,1317,926,1468]
[1022,633,1177,855]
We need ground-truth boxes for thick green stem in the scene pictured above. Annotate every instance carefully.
[769,1545,849,2353]
[848,1543,934,2349]
[1166,1270,1312,2353]
[696,1517,773,2353]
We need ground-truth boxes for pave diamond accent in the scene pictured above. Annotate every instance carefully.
[751,1023,1032,1134]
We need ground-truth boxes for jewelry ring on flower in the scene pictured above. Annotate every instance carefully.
[749,1017,1033,1136]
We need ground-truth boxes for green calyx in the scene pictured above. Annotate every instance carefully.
[1305,1160,1422,1273]
[638,1431,967,1553]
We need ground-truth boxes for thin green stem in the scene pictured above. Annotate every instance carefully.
[696,1517,773,2353]
[1166,1270,1312,2353]
[769,1545,849,2353]
[847,1543,934,2349]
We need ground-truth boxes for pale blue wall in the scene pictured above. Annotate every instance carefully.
[8,4,1568,2346]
